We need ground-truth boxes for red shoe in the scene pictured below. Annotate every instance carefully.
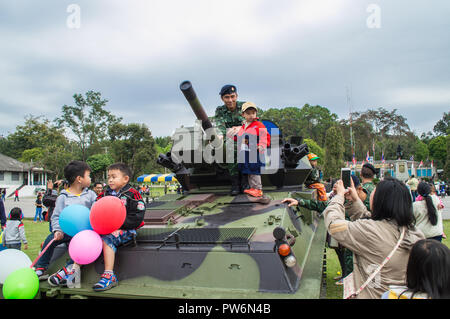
[245,188,263,197]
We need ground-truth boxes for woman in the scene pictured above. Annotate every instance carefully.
[283,177,425,299]
[382,239,450,299]
[413,182,444,242]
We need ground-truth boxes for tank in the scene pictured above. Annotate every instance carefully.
[36,81,327,299]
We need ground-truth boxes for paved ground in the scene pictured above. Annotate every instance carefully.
[3,195,450,220]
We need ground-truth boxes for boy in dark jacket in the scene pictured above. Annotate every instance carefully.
[93,163,145,292]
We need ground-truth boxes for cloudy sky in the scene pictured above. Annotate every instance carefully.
[1,0,449,139]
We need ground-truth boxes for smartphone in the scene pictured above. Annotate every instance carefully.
[341,168,351,189]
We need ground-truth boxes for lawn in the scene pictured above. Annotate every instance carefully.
[9,219,450,299]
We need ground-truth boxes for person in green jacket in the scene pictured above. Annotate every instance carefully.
[285,174,370,284]
[214,84,247,195]
[361,163,376,209]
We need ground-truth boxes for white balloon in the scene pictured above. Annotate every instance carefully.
[0,249,32,284]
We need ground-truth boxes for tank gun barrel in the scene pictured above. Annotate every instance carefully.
[180,81,212,131]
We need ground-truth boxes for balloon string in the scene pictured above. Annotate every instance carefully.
[30,239,55,268]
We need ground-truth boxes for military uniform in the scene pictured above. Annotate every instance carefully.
[214,101,245,176]
[362,181,375,209]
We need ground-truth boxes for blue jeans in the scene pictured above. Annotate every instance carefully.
[34,207,43,222]
[35,232,73,270]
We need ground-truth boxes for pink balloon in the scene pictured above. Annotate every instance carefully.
[68,230,103,265]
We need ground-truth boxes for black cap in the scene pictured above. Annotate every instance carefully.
[362,163,376,174]
[351,174,361,188]
[219,84,237,97]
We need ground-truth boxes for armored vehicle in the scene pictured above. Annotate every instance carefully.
[36,81,327,299]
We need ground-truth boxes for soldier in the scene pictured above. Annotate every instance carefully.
[361,163,376,208]
[214,84,247,195]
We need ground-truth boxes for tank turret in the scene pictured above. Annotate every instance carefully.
[158,81,312,191]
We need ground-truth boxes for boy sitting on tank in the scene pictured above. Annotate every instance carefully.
[93,162,146,292]
[35,161,97,285]
[304,153,328,201]
[235,102,270,198]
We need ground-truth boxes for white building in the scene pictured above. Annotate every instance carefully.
[0,153,50,197]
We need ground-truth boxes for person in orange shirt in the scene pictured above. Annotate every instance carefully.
[304,153,327,201]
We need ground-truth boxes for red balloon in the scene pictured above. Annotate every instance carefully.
[90,196,126,235]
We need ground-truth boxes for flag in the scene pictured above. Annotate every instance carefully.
[410,155,414,161]
[431,160,434,168]
[419,160,423,167]
[366,151,370,162]
[381,151,385,163]
[372,141,376,161]
[352,154,356,165]
[346,161,349,167]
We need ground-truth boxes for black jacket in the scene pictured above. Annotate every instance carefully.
[97,184,145,230]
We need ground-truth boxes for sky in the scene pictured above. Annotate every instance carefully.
[0,0,449,139]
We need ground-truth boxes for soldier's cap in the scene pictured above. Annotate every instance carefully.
[307,153,319,161]
[241,102,257,113]
[219,84,237,97]
[362,163,376,174]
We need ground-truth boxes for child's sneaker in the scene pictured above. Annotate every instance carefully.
[93,272,118,292]
[244,188,263,197]
[35,267,49,281]
[47,264,73,287]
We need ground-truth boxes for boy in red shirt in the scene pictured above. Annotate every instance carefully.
[236,102,270,197]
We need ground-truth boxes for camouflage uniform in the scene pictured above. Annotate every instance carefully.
[362,181,375,210]
[214,101,245,176]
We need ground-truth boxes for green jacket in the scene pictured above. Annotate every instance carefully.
[214,101,245,136]
[304,167,321,186]
[362,181,375,210]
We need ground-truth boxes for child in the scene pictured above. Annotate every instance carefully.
[304,153,327,201]
[34,194,43,223]
[2,207,28,250]
[235,102,270,198]
[382,239,450,299]
[34,161,97,285]
[93,163,146,291]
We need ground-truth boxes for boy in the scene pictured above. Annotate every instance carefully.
[236,102,270,198]
[2,207,28,250]
[304,153,327,201]
[34,161,97,285]
[93,163,145,291]
[34,193,43,223]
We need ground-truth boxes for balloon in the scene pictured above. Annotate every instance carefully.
[90,196,126,235]
[68,230,103,265]
[59,204,92,237]
[2,267,39,299]
[0,249,32,284]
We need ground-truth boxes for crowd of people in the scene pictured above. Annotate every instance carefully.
[283,166,449,299]
[0,82,449,299]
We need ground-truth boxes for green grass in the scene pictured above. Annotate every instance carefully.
[9,219,450,299]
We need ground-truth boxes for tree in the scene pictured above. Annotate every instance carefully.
[109,123,159,179]
[428,136,447,168]
[304,138,324,166]
[87,153,114,182]
[3,115,68,159]
[433,112,450,136]
[445,135,450,181]
[323,126,344,179]
[55,91,122,161]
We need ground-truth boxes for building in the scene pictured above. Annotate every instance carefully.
[0,153,50,197]
[348,159,436,181]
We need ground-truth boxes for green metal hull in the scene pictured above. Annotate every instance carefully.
[37,189,326,299]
